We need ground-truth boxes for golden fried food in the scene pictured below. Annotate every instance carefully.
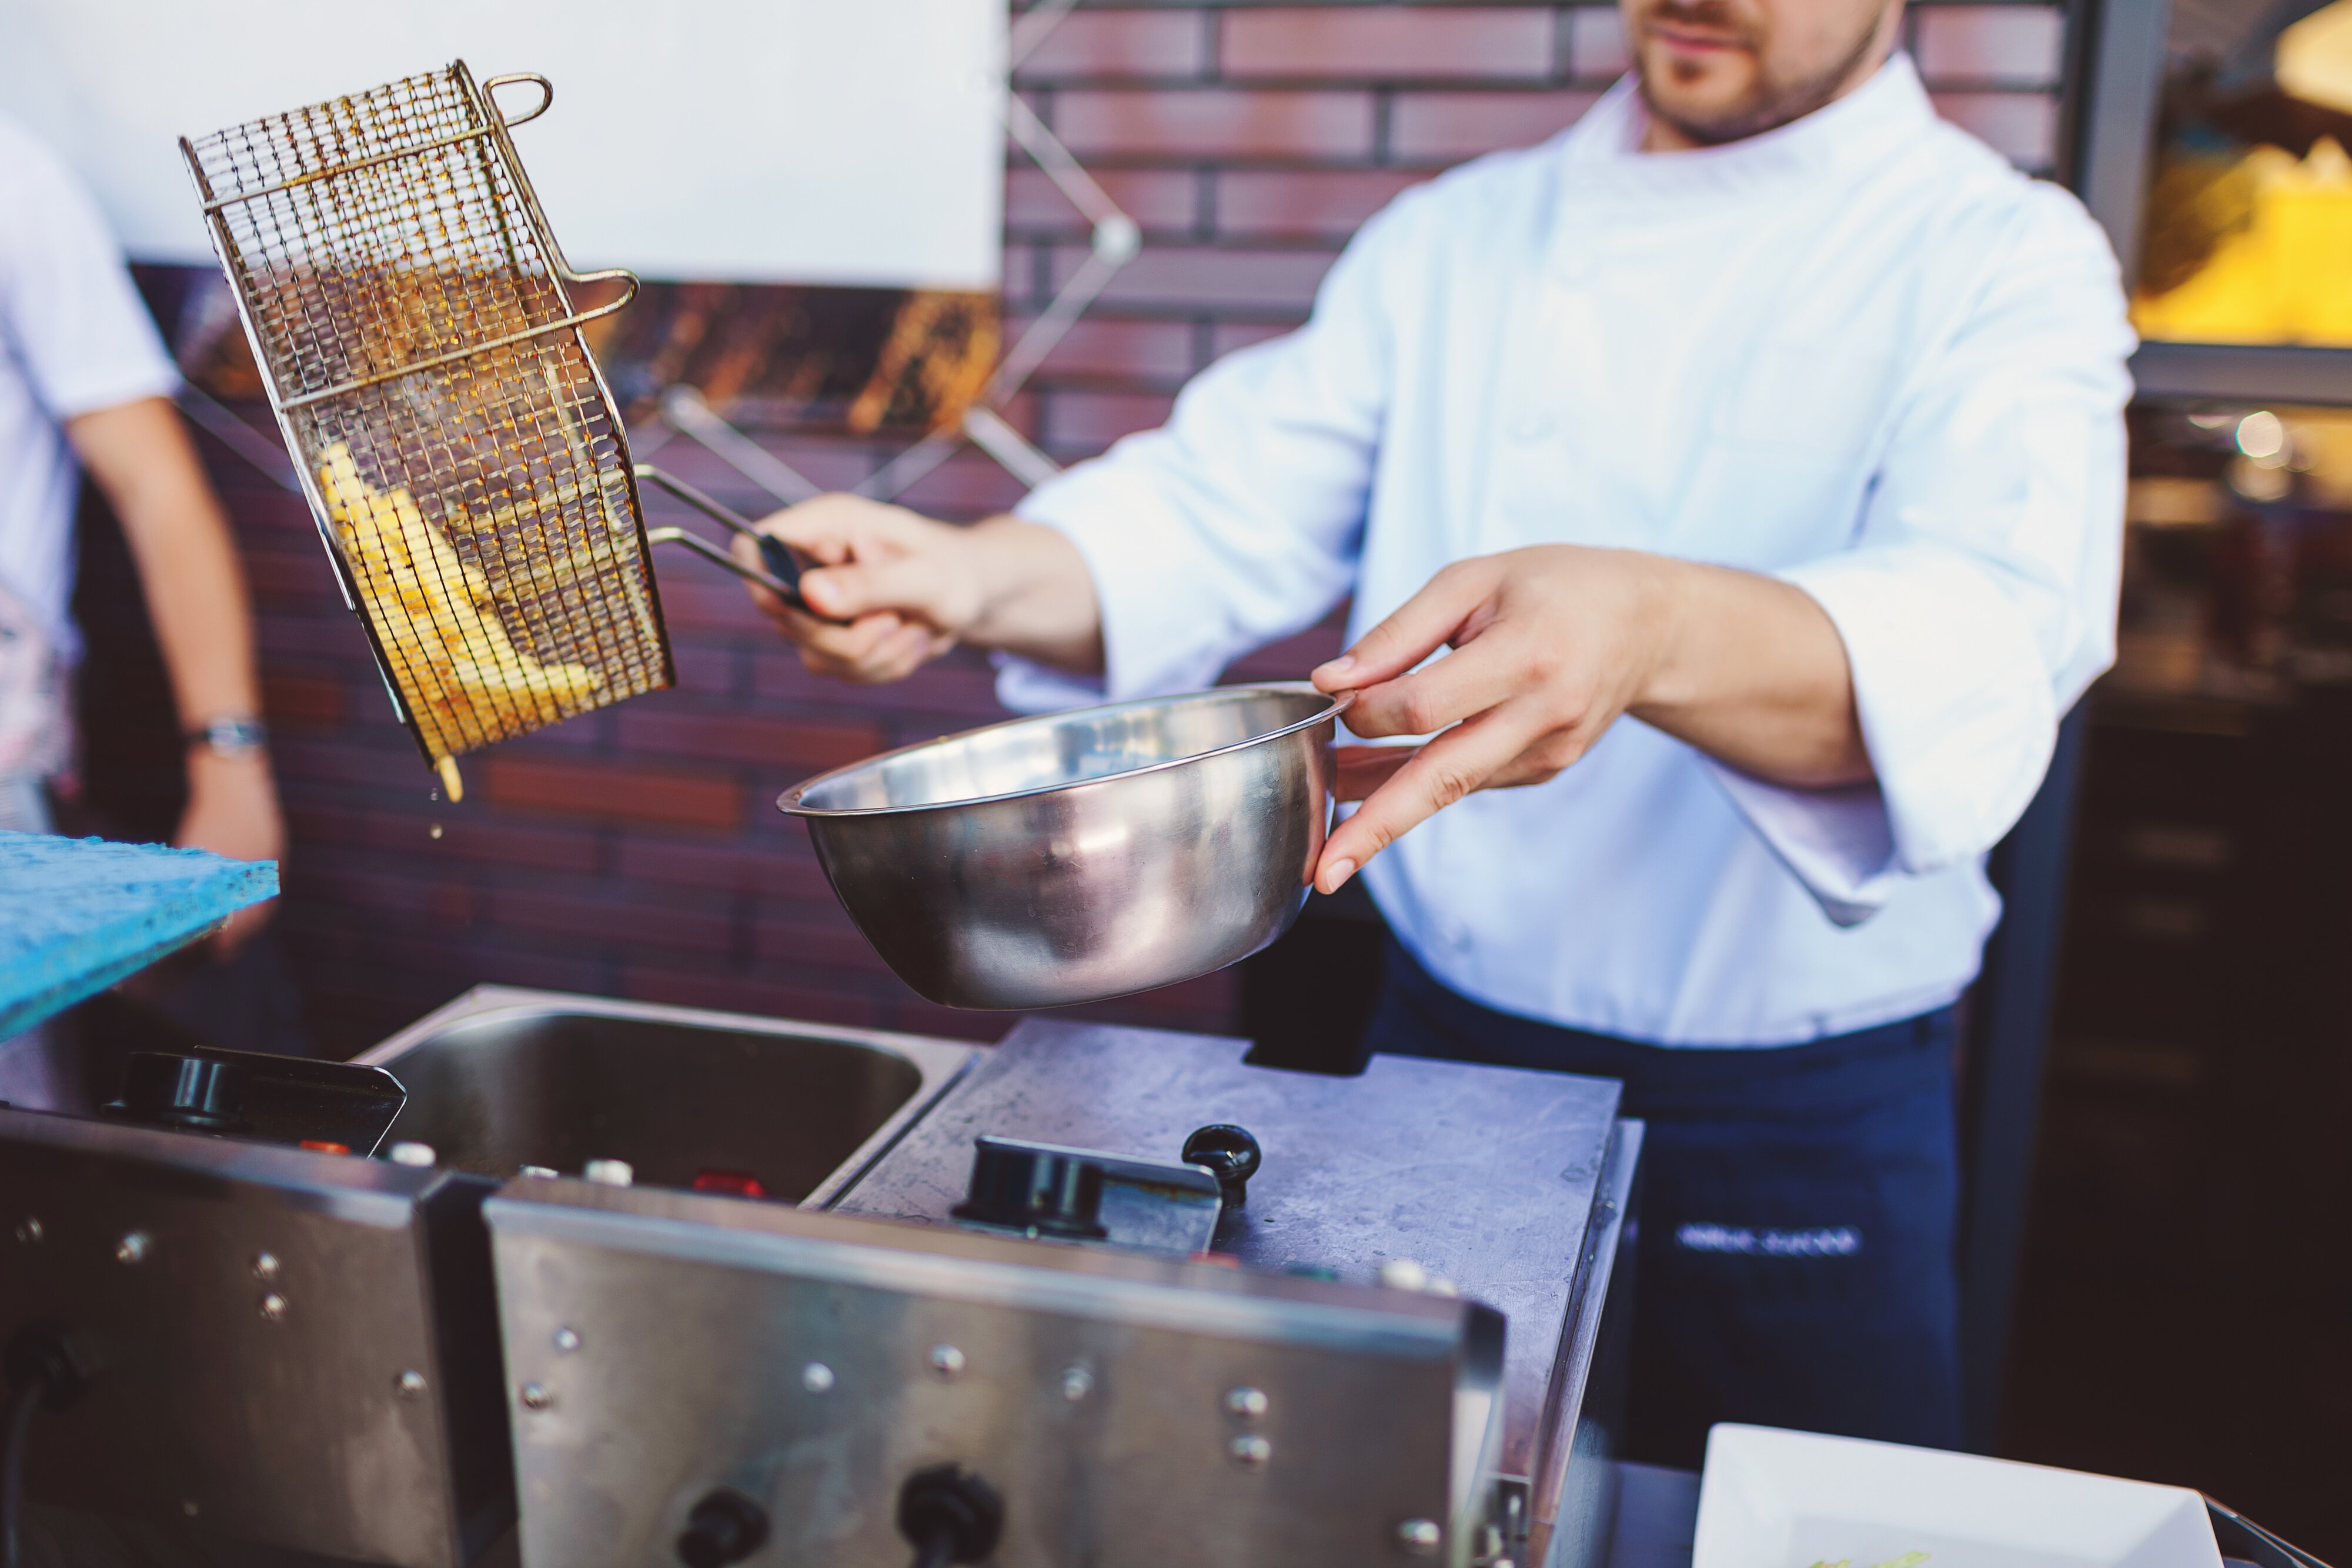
[315,442,602,759]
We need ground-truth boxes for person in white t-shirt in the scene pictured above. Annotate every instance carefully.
[0,115,282,935]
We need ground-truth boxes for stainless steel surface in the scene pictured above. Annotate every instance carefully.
[182,63,671,770]
[950,1135,1225,1255]
[833,1018,1626,1487]
[0,1104,510,1568]
[777,684,1349,1009]
[486,1178,1508,1567]
[1535,1121,1641,1568]
[355,985,974,1204]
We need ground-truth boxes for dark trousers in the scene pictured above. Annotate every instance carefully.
[1364,937,1965,1468]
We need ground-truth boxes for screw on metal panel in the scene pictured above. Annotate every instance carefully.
[519,1383,553,1411]
[519,1165,559,1179]
[115,1232,151,1265]
[1060,1367,1093,1403]
[14,1218,40,1244]
[182,1499,199,1518]
[1225,1386,1269,1419]
[582,1158,633,1187]
[1396,1519,1442,1556]
[253,1252,280,1281]
[552,1328,581,1354]
[258,1293,288,1323]
[927,1344,965,1380]
[396,1370,427,1399]
[1228,1435,1272,1468]
[801,1362,835,1393]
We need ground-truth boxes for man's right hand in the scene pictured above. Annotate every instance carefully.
[734,494,1106,683]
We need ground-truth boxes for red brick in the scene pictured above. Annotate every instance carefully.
[1930,91,2057,169]
[1915,6,2065,87]
[890,453,1035,520]
[243,547,338,599]
[1568,8,1632,79]
[1015,10,1207,80]
[1388,89,1602,163]
[615,837,830,897]
[750,648,1007,716]
[1215,169,1426,239]
[751,915,897,976]
[622,967,880,1029]
[256,613,377,664]
[290,803,604,873]
[1063,245,1341,312]
[1051,89,1375,161]
[616,707,881,770]
[1013,316,1198,380]
[487,885,733,952]
[272,734,436,791]
[1222,9,1553,81]
[1007,167,1201,233]
[262,672,345,727]
[636,567,774,634]
[1043,390,1178,454]
[484,756,743,830]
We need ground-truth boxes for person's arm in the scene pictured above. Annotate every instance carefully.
[740,183,1429,697]
[733,502,1101,683]
[1315,190,2133,911]
[67,397,283,947]
[1311,545,1865,888]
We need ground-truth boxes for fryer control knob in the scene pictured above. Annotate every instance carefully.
[897,1465,1003,1565]
[676,1488,768,1568]
[1182,1124,1262,1207]
[953,1137,1108,1239]
[115,1052,248,1132]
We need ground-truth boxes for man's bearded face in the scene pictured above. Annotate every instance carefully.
[1621,0,1901,146]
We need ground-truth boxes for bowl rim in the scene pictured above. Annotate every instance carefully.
[775,681,1355,820]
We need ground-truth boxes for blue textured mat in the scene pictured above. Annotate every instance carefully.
[0,833,279,1039]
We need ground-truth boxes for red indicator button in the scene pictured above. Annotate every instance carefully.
[691,1169,767,1199]
[300,1141,351,1155]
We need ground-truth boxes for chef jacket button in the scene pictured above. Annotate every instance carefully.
[1506,413,1556,444]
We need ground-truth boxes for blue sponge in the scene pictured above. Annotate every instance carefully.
[0,832,279,1039]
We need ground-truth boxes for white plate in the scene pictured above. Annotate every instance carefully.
[1693,1425,2223,1568]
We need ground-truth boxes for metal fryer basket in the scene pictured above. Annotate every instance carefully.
[182,62,674,772]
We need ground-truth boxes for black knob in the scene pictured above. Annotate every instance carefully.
[1182,1124,1262,1207]
[951,1136,1107,1239]
[897,1465,1002,1566]
[118,1052,248,1132]
[676,1488,768,1568]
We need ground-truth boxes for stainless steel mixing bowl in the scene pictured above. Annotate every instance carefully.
[777,683,1351,1009]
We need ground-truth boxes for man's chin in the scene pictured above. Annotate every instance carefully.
[1642,86,1769,146]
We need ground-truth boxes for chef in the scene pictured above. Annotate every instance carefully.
[739,0,2132,1463]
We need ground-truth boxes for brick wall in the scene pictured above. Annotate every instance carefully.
[201,2,2071,1055]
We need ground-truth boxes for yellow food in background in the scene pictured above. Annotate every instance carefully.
[315,442,602,759]
[2134,138,2352,347]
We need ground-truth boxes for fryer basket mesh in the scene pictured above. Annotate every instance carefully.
[182,62,671,765]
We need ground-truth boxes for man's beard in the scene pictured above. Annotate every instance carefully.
[1636,1,1890,146]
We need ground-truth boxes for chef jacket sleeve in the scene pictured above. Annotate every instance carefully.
[996,195,1411,710]
[0,139,180,420]
[1707,188,2134,927]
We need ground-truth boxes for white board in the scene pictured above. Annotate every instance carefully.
[0,0,1006,290]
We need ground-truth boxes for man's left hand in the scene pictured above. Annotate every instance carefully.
[1309,544,1868,894]
[176,749,284,955]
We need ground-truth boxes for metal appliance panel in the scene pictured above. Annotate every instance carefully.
[0,1106,508,1568]
[831,1018,1623,1480]
[487,1181,1504,1568]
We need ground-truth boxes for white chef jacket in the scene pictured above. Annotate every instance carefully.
[1004,55,2134,1047]
[0,112,182,666]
